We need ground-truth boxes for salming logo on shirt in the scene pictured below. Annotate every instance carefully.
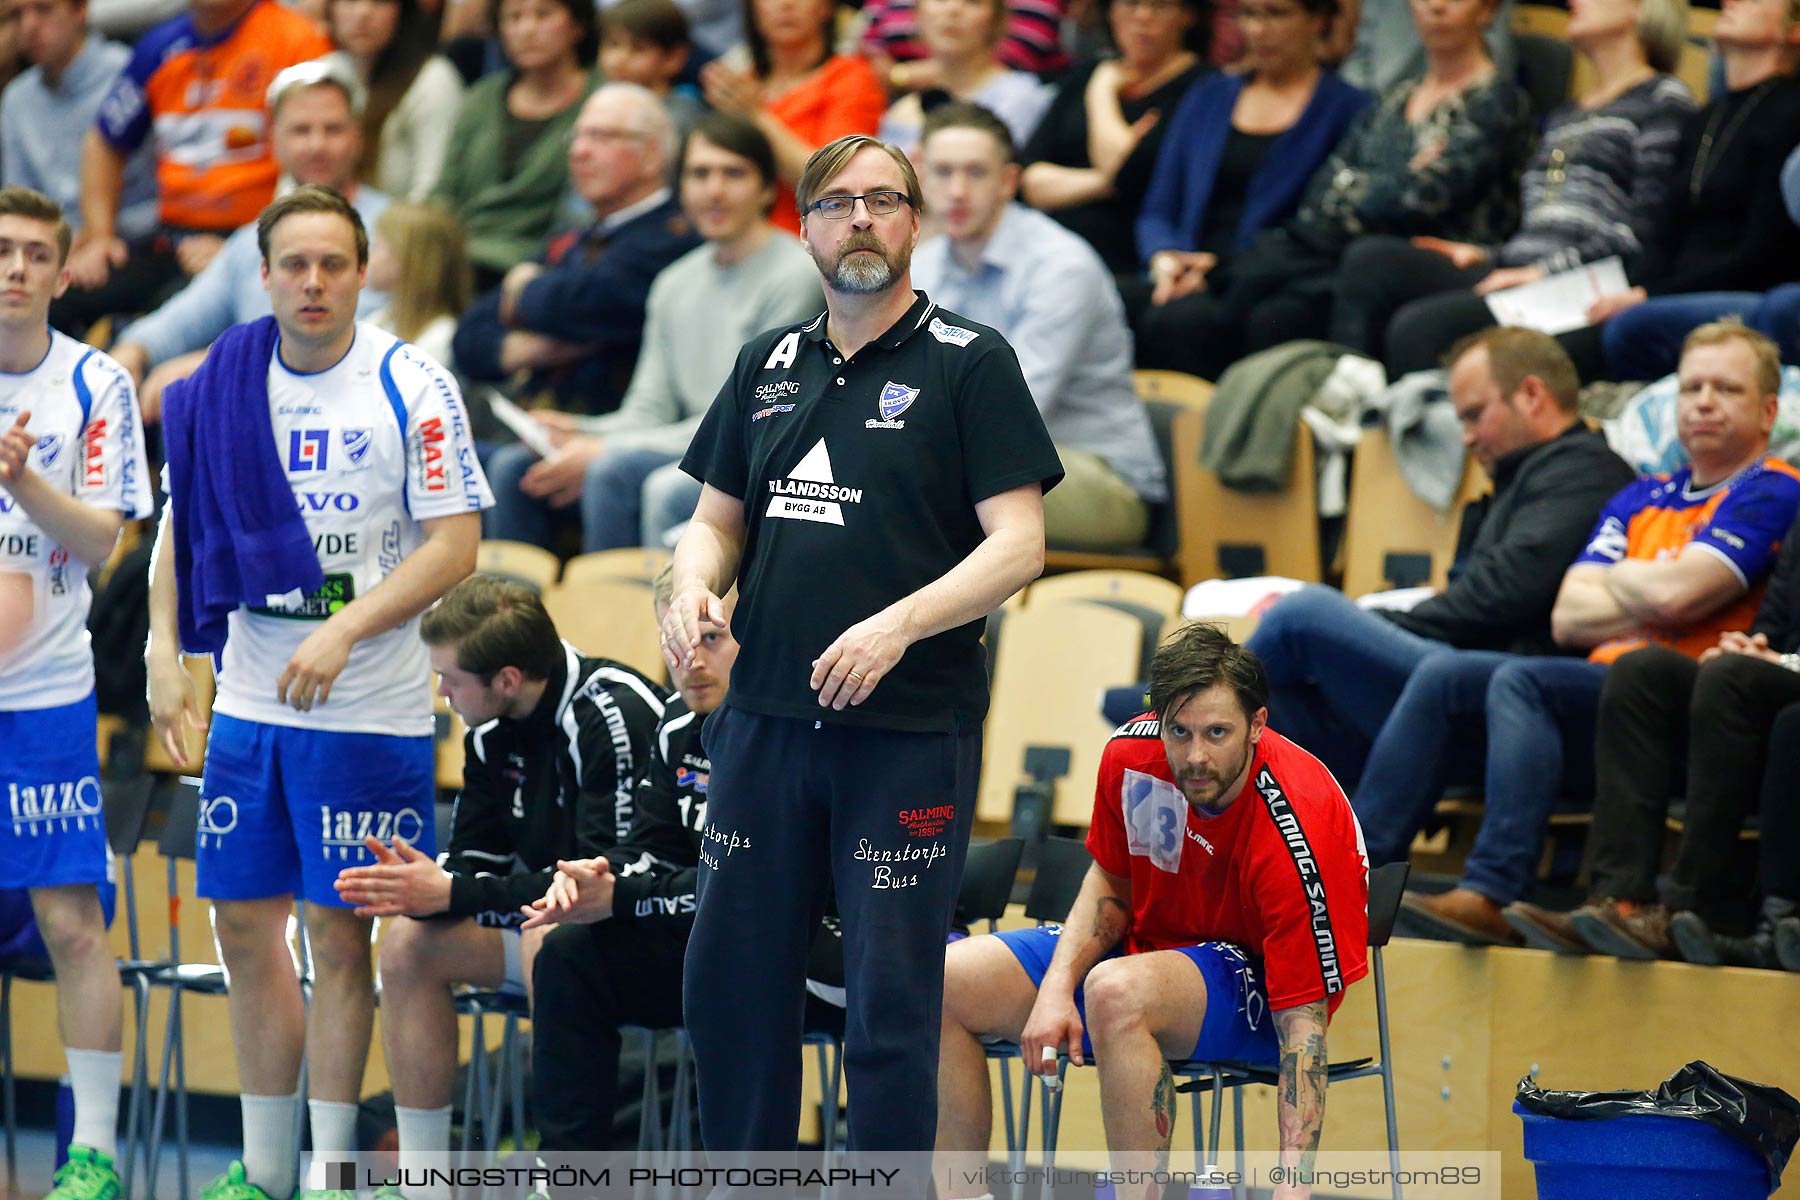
[767,438,861,525]
[1256,767,1345,995]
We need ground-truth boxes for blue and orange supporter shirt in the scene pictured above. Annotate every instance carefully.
[94,0,330,233]
[1573,456,1800,663]
[1087,718,1370,1017]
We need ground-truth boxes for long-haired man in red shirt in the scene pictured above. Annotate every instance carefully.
[936,622,1370,1199]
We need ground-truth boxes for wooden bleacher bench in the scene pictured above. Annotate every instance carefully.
[1341,430,1488,597]
[475,540,560,592]
[1173,390,1321,586]
[541,577,665,682]
[560,547,671,588]
[976,600,1142,828]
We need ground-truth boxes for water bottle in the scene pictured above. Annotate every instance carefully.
[1188,1164,1232,1200]
[54,1074,74,1169]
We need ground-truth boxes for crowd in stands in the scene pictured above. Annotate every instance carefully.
[10,0,1800,1175]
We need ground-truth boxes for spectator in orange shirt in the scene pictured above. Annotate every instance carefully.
[61,0,330,335]
[700,0,886,234]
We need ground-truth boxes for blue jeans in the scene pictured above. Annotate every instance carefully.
[578,447,683,552]
[1354,650,1506,866]
[484,441,566,549]
[484,442,684,552]
[1602,284,1800,381]
[639,461,702,548]
[1246,585,1449,787]
[1463,657,1606,904]
[1355,651,1607,905]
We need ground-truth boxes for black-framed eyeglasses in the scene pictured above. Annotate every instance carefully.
[807,190,911,219]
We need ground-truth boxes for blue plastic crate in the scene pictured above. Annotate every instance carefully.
[1515,1100,1771,1200]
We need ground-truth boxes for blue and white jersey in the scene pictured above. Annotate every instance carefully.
[212,322,492,737]
[0,331,153,710]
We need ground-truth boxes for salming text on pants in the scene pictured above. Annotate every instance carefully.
[1588,645,1800,914]
[532,916,689,1151]
[684,705,979,1152]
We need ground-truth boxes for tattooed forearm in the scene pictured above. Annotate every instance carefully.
[1092,895,1131,945]
[1274,1001,1329,1176]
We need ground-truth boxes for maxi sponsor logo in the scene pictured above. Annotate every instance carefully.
[417,417,448,493]
[82,418,107,487]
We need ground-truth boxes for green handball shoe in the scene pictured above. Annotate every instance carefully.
[44,1145,120,1200]
[198,1161,279,1200]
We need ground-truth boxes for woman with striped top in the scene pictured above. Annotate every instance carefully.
[1331,0,1694,375]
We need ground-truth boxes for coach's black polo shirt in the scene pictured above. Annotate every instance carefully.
[681,291,1063,733]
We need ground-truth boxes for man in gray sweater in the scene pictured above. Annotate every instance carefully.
[0,0,156,240]
[486,111,821,552]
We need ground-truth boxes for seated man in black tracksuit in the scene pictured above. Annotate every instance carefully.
[521,563,738,1151]
[332,574,666,1172]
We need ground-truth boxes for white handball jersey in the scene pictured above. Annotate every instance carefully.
[211,324,493,736]
[0,332,153,710]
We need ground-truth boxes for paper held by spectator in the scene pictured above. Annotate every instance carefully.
[489,394,561,458]
[1482,256,1630,335]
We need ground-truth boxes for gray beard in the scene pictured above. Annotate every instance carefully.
[831,252,895,294]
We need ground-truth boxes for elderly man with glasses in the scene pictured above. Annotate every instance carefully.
[453,81,699,418]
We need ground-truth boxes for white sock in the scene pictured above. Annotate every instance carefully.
[242,1091,301,1200]
[395,1105,454,1200]
[307,1098,360,1156]
[395,1103,452,1153]
[65,1048,121,1159]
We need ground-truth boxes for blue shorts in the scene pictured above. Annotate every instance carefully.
[0,885,118,957]
[0,694,113,890]
[197,715,435,906]
[995,926,1279,1066]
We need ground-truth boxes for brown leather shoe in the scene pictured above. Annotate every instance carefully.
[1400,887,1524,947]
[1571,898,1674,960]
[1503,901,1590,953]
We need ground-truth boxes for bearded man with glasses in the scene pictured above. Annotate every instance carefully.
[663,132,1063,1154]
